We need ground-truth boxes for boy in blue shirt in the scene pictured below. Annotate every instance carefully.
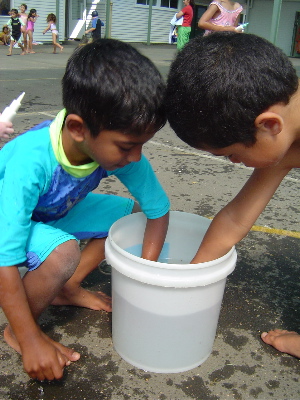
[85,10,104,41]
[166,32,300,359]
[0,39,169,381]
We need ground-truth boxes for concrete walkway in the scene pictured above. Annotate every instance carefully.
[0,41,300,400]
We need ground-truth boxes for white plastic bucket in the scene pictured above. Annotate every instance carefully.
[105,211,237,373]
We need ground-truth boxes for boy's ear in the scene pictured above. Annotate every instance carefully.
[254,112,284,136]
[65,114,89,142]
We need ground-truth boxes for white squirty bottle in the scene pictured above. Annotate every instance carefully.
[235,22,249,32]
[0,92,25,122]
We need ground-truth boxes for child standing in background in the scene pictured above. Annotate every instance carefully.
[26,8,39,54]
[43,14,63,53]
[19,4,28,51]
[198,0,243,35]
[6,9,26,56]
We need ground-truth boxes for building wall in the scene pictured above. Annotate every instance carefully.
[110,0,177,43]
[246,0,300,56]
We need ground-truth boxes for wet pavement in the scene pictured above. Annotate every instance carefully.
[0,41,300,400]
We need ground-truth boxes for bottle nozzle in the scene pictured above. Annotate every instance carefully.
[17,92,25,103]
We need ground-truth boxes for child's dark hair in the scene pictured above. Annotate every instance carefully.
[10,9,19,15]
[28,9,37,18]
[20,4,27,10]
[62,39,166,137]
[166,32,298,149]
[47,13,56,23]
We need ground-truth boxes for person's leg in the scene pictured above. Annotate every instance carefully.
[7,39,14,55]
[27,30,35,53]
[50,193,134,311]
[22,29,27,51]
[176,26,183,50]
[51,237,112,310]
[52,33,63,52]
[261,329,300,358]
[18,41,25,55]
[4,237,81,362]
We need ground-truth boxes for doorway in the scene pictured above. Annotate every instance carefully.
[190,4,207,39]
[68,0,87,39]
[291,11,300,57]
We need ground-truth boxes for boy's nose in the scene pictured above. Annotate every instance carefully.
[228,155,241,164]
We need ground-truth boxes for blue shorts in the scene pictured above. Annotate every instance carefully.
[24,193,134,271]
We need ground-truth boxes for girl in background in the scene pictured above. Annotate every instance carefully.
[176,0,194,50]
[19,4,28,51]
[43,14,63,53]
[198,0,243,35]
[26,8,39,53]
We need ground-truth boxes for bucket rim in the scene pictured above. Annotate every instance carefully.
[108,236,236,270]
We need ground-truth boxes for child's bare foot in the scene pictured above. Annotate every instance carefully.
[4,324,80,362]
[261,329,300,358]
[21,51,25,55]
[29,51,35,54]
[51,286,112,312]
[60,46,64,52]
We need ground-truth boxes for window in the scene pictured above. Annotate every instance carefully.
[136,0,178,8]
[0,0,10,15]
[136,0,158,5]
[161,0,178,8]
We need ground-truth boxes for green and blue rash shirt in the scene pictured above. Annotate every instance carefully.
[0,110,170,267]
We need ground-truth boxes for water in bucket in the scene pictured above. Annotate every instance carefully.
[105,211,237,373]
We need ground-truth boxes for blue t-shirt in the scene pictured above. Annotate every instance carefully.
[0,117,170,266]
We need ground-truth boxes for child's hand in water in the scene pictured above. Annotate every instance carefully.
[0,120,14,139]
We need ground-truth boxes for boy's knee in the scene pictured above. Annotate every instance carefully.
[51,240,81,279]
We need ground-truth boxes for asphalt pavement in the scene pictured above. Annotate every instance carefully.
[0,40,300,400]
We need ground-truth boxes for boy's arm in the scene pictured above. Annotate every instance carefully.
[0,266,68,380]
[191,166,291,263]
[110,155,170,261]
[141,213,169,261]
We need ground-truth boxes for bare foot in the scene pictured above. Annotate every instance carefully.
[21,52,25,55]
[261,329,300,358]
[4,324,80,362]
[51,286,112,312]
[53,51,57,54]
[28,51,35,54]
[60,46,64,52]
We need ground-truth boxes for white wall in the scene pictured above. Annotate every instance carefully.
[110,0,177,43]
[246,0,300,55]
